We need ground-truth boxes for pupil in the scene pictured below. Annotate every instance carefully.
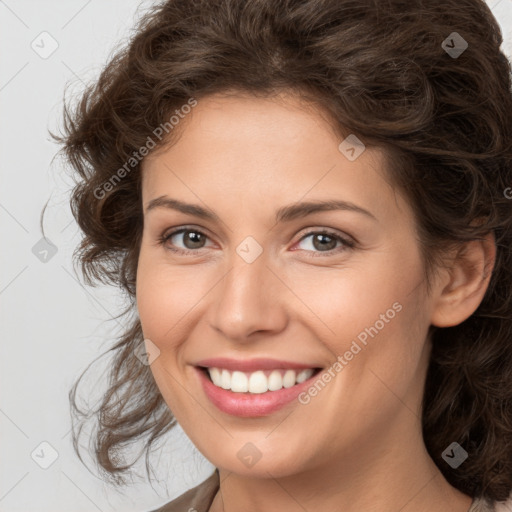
[185,230,204,248]
[313,234,335,251]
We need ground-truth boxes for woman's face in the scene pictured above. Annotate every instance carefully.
[136,91,436,478]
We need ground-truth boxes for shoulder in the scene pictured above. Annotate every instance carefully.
[148,469,220,512]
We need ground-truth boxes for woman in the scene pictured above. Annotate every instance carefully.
[51,0,512,510]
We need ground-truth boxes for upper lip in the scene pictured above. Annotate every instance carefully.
[195,357,321,372]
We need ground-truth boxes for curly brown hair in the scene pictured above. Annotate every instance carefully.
[49,0,512,503]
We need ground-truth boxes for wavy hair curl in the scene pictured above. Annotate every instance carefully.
[50,0,512,503]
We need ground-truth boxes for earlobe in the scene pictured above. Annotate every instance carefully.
[430,232,496,328]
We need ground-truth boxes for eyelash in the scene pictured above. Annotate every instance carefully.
[157,226,356,258]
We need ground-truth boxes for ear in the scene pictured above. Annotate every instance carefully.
[430,232,496,328]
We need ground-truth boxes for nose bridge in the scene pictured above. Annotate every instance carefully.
[208,246,287,340]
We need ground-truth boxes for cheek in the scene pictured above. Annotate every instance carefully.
[135,252,202,415]
[135,248,219,371]
[136,248,182,360]
[288,249,426,341]
[286,247,430,404]
[136,248,196,337]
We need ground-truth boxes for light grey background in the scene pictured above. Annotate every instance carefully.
[1,1,511,511]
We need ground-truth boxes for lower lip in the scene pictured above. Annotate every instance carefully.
[195,367,321,417]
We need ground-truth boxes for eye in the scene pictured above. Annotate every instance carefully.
[158,226,355,257]
[293,229,355,257]
[158,227,213,255]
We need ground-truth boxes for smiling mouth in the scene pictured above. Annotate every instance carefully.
[198,366,323,394]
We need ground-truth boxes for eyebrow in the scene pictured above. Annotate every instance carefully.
[145,196,377,223]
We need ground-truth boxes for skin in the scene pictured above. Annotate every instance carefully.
[136,91,495,512]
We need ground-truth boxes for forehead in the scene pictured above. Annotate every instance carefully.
[140,92,408,224]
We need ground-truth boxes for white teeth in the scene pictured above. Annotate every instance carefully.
[206,367,315,393]
[231,371,248,392]
[268,370,283,391]
[296,369,311,384]
[248,371,267,393]
[209,367,221,386]
[283,369,296,388]
[220,369,231,390]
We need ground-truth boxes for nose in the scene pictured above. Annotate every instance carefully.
[207,252,289,342]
